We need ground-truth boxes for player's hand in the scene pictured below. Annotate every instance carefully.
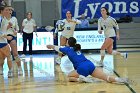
[7,22,13,29]
[46,45,53,49]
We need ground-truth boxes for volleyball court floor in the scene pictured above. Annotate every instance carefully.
[0,52,139,93]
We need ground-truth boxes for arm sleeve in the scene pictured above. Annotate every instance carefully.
[15,18,19,31]
[54,46,67,54]
[54,46,61,53]
[111,17,119,31]
[98,19,102,31]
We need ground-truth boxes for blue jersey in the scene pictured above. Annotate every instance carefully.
[60,46,88,69]
[59,46,96,76]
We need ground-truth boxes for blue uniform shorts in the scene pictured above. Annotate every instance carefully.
[7,34,17,44]
[0,43,7,48]
[109,36,117,50]
[77,60,96,77]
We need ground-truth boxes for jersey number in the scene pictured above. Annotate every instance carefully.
[103,25,106,29]
[67,27,71,30]
[76,51,81,55]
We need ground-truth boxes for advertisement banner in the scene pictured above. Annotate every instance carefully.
[62,0,140,19]
[58,30,105,49]
[17,32,54,51]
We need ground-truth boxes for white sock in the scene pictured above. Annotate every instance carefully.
[115,77,123,83]
[112,51,117,55]
[77,78,80,82]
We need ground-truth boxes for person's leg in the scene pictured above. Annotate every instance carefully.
[100,38,113,62]
[91,67,114,82]
[113,36,117,50]
[23,32,27,55]
[9,40,22,75]
[67,70,79,82]
[108,37,127,58]
[28,33,33,56]
[2,45,13,78]
[59,36,67,56]
[0,51,5,75]
[10,40,21,62]
[67,61,94,83]
[56,36,67,64]
[106,41,113,54]
[91,67,128,83]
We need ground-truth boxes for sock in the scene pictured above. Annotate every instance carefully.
[115,77,122,83]
[112,50,117,55]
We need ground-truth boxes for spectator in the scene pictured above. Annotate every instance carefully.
[77,14,89,28]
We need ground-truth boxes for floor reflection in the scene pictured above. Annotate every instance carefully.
[2,54,55,78]
[2,54,114,78]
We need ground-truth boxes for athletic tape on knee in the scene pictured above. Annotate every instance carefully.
[112,50,117,55]
[100,50,105,56]
[107,76,111,82]
[115,77,120,82]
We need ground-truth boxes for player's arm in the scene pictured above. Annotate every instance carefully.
[20,19,25,34]
[70,19,81,24]
[33,19,37,32]
[98,19,102,34]
[47,45,62,53]
[13,17,19,35]
[111,17,119,31]
[47,45,67,54]
[111,17,120,40]
[75,19,81,24]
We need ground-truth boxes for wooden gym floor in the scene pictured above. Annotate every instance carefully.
[0,49,140,93]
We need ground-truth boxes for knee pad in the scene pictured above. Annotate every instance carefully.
[100,50,105,56]
[112,50,117,55]
[14,56,21,62]
[107,76,111,82]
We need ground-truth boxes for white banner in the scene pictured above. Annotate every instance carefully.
[58,30,105,49]
[17,32,54,51]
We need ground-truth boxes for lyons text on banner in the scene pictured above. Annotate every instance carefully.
[62,0,140,19]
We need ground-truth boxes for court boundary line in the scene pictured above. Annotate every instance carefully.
[113,70,136,93]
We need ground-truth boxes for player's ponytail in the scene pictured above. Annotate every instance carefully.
[68,37,81,51]
[74,44,81,51]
